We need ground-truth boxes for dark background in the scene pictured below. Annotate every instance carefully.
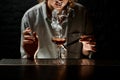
[0,0,119,60]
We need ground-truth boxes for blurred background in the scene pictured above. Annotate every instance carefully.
[0,0,119,61]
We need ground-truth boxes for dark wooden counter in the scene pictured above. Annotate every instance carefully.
[0,59,120,80]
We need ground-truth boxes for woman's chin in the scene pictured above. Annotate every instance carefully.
[54,6,64,12]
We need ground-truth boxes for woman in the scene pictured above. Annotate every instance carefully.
[20,0,96,62]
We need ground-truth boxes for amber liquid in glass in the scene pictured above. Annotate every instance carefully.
[52,37,66,45]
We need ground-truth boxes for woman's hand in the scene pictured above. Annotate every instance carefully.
[22,27,38,59]
[79,35,96,56]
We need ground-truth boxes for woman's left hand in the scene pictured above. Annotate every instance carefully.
[79,35,96,56]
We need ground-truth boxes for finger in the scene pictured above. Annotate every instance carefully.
[23,27,33,35]
[24,35,35,41]
[23,40,34,44]
[89,41,96,45]
[89,44,96,47]
[33,32,38,41]
[80,40,89,44]
[23,31,32,36]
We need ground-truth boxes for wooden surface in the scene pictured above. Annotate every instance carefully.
[0,59,120,80]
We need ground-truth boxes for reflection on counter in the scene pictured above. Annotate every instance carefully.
[0,58,95,65]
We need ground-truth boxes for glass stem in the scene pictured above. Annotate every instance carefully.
[58,45,62,59]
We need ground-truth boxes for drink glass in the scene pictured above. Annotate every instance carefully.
[51,8,69,64]
[51,30,67,64]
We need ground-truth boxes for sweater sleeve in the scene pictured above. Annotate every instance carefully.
[20,13,31,58]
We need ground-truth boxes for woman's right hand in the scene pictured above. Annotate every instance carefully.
[22,27,38,59]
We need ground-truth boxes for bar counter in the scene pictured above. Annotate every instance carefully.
[0,59,120,80]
